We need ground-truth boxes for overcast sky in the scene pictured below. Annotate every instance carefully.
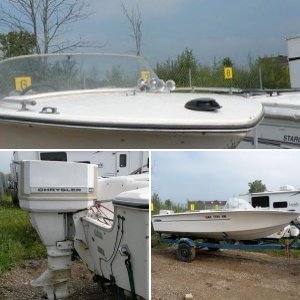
[66,0,300,66]
[0,151,13,174]
[2,0,300,66]
[151,151,300,203]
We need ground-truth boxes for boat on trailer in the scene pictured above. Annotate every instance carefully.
[0,53,263,149]
[159,223,300,262]
[152,198,300,241]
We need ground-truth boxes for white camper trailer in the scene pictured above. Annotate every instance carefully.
[239,186,300,239]
[239,185,300,213]
[287,34,300,88]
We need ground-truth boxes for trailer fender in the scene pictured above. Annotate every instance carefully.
[178,238,196,248]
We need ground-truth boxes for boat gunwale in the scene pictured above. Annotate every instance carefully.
[0,113,264,132]
[152,209,299,218]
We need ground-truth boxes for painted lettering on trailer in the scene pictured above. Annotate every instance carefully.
[288,202,299,207]
[283,135,300,144]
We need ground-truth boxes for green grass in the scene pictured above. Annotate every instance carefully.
[151,233,171,249]
[0,193,46,276]
[250,248,300,259]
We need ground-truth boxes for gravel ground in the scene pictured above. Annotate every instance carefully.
[152,247,300,300]
[0,259,114,300]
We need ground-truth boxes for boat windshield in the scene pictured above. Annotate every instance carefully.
[0,53,158,98]
[224,198,254,210]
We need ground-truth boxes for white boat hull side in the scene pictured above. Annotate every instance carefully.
[0,122,246,149]
[152,210,299,240]
[80,205,149,299]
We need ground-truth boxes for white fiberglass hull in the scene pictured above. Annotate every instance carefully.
[0,90,263,149]
[152,210,299,241]
[0,121,247,149]
[77,189,149,300]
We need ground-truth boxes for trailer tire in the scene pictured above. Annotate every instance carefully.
[176,243,196,262]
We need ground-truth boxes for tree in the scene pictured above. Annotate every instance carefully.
[151,193,161,214]
[164,199,172,210]
[155,49,290,89]
[248,180,267,193]
[0,30,36,58]
[121,1,142,56]
[0,0,90,54]
[156,48,198,87]
[222,57,233,67]
[177,49,198,71]
[257,56,290,89]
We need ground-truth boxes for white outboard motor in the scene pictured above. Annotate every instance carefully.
[18,160,97,300]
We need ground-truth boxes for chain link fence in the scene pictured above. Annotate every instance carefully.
[156,60,290,91]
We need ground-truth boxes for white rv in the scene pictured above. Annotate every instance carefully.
[240,186,300,238]
[10,151,149,205]
[239,185,300,213]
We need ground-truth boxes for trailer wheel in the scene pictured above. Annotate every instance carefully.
[176,243,196,262]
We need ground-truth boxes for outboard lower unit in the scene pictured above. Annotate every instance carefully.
[18,160,149,299]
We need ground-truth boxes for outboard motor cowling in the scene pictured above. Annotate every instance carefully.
[19,160,97,300]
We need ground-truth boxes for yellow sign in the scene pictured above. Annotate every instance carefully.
[140,70,151,81]
[15,76,32,91]
[224,67,233,80]
[151,203,154,211]
[190,203,195,211]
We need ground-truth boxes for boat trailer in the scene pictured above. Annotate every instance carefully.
[158,222,300,262]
